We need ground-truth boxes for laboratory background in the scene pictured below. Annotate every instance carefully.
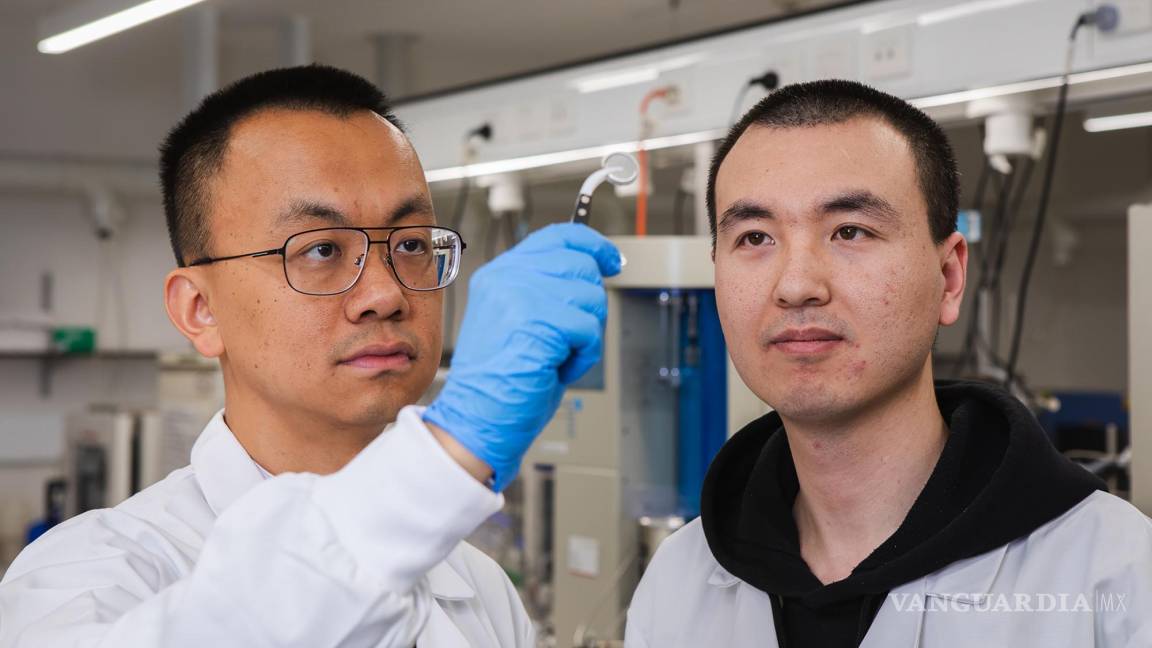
[1,0,1150,645]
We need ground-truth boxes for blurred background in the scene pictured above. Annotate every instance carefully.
[1,0,1150,645]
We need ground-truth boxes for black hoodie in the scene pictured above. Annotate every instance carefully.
[700,380,1105,647]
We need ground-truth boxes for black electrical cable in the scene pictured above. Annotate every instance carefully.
[1002,13,1096,388]
[991,156,1035,287]
[728,71,780,127]
[988,156,1036,353]
[983,168,1019,357]
[729,84,754,129]
[1001,113,1063,387]
[981,171,1016,281]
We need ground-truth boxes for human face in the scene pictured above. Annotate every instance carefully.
[713,117,967,425]
[177,108,442,430]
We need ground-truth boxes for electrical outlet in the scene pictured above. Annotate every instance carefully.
[863,25,914,80]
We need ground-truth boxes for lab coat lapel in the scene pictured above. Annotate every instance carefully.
[426,560,476,601]
[858,545,1010,648]
[858,578,928,648]
[416,562,478,648]
[708,564,781,647]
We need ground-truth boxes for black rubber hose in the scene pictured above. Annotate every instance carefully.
[1002,52,1074,387]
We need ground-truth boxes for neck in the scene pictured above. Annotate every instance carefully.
[220,375,385,476]
[784,361,948,584]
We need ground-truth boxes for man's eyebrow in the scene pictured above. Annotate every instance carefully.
[820,190,901,227]
[275,194,434,228]
[386,195,434,225]
[717,200,774,233]
[276,200,349,227]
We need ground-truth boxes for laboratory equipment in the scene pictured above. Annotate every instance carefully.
[62,408,136,517]
[62,354,222,518]
[570,153,638,226]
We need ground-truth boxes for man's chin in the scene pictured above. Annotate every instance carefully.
[762,384,857,425]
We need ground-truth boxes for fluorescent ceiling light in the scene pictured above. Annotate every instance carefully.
[424,129,724,183]
[570,53,705,94]
[917,0,1039,27]
[38,0,207,54]
[1084,110,1152,132]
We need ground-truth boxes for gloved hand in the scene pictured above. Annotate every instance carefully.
[424,223,621,491]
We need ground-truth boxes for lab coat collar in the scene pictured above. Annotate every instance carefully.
[190,409,266,517]
[707,563,742,588]
[859,550,1011,648]
[189,409,476,602]
[923,543,1010,602]
[427,560,476,600]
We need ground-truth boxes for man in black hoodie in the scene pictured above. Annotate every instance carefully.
[625,80,1152,647]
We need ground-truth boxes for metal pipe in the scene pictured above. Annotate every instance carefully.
[280,15,311,66]
[182,6,219,112]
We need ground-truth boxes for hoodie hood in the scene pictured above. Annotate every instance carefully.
[700,380,1106,607]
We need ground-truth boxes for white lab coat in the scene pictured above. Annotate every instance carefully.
[0,407,535,648]
[626,490,1152,647]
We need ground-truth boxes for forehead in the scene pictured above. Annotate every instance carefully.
[715,117,925,222]
[222,108,419,183]
[207,108,428,237]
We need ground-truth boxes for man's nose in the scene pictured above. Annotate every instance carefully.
[343,244,409,322]
[771,241,831,309]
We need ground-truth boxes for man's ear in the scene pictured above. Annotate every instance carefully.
[164,268,224,358]
[938,231,969,327]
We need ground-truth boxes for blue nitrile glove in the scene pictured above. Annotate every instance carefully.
[424,223,622,491]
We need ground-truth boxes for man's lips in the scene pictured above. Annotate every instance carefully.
[768,328,845,355]
[339,342,416,371]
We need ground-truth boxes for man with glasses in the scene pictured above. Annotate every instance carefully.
[0,66,619,647]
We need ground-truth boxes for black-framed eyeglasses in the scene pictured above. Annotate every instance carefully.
[186,226,467,296]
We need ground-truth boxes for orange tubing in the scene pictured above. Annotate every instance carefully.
[635,86,675,237]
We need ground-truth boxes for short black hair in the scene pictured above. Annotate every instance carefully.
[159,64,404,267]
[707,79,959,246]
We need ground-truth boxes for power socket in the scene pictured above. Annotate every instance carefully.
[863,25,914,80]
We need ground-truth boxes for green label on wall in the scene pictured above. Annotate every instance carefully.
[52,327,96,353]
